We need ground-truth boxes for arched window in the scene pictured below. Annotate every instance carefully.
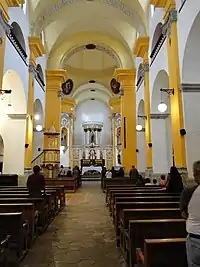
[36,64,45,87]
[9,22,27,61]
[136,63,144,88]
[150,22,166,64]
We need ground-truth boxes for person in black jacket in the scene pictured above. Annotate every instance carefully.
[166,166,183,193]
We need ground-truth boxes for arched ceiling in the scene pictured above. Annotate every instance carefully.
[28,0,149,97]
[73,83,112,105]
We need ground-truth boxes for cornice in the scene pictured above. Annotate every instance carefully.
[114,68,136,81]
[134,37,149,58]
[29,36,46,58]
[6,0,21,7]
[46,69,67,84]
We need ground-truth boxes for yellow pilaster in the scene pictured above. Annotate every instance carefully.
[109,97,120,167]
[134,37,153,170]
[165,12,186,168]
[150,0,187,169]
[114,69,137,172]
[44,70,67,150]
[61,98,76,167]
[24,36,45,168]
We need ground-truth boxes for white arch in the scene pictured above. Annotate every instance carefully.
[0,70,27,175]
[151,70,172,175]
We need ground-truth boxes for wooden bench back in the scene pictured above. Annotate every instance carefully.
[144,238,187,267]
[122,208,181,229]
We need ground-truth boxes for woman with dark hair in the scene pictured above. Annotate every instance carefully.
[166,166,183,193]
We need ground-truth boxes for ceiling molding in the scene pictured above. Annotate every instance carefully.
[62,44,121,68]
[63,65,116,78]
[33,0,146,36]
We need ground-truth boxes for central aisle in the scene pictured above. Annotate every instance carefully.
[21,182,126,267]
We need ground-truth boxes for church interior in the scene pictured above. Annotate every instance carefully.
[0,0,199,266]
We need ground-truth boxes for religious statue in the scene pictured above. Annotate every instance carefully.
[90,130,95,144]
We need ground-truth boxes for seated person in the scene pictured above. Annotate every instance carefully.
[58,165,65,176]
[160,174,167,186]
[153,179,157,185]
[106,170,112,179]
[145,178,153,185]
[66,167,72,177]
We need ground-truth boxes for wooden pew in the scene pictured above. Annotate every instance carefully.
[128,219,186,267]
[0,235,11,267]
[0,198,48,233]
[0,203,36,247]
[114,199,179,226]
[119,208,181,256]
[0,186,66,211]
[142,238,187,267]
[102,177,137,191]
[105,186,161,204]
[0,193,52,222]
[45,177,78,192]
[0,191,57,218]
[106,188,162,207]
[0,212,28,266]
[111,195,180,217]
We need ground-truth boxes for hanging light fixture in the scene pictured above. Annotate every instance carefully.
[157,88,174,113]
[158,102,168,113]
[36,125,43,132]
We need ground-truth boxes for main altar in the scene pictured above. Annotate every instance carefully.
[72,121,113,173]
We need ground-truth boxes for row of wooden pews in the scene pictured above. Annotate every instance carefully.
[0,185,66,267]
[104,183,188,267]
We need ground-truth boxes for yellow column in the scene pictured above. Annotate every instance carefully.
[61,98,76,167]
[109,97,120,167]
[114,69,137,172]
[0,0,21,88]
[24,36,45,169]
[134,37,153,174]
[151,0,186,169]
[44,70,67,149]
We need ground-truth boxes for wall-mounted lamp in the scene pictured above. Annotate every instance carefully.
[36,125,43,132]
[158,88,174,113]
[0,89,12,94]
[138,115,147,119]
[160,88,174,95]
[136,124,143,131]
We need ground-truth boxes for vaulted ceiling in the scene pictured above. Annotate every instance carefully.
[28,0,149,103]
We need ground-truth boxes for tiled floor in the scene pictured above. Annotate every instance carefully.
[21,182,126,267]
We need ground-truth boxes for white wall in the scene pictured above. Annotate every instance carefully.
[74,99,111,146]
[178,0,200,81]
[180,6,200,177]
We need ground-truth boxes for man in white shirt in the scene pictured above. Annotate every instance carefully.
[180,160,200,267]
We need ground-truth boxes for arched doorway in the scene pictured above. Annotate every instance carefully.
[136,99,146,173]
[32,99,44,160]
[0,136,4,173]
[0,70,26,175]
[151,70,173,176]
[182,11,200,178]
